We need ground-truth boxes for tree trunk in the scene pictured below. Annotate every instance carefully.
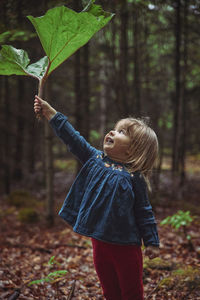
[172,0,182,174]
[44,82,54,226]
[99,53,107,146]
[180,0,188,185]
[118,2,129,116]
[82,43,90,141]
[13,77,25,181]
[44,120,54,225]
[1,77,11,194]
[74,49,82,172]
[133,7,141,116]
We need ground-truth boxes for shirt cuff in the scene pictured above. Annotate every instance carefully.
[49,112,68,131]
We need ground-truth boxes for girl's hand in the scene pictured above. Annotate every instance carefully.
[34,95,57,120]
[144,246,160,259]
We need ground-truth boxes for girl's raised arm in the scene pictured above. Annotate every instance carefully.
[34,96,97,164]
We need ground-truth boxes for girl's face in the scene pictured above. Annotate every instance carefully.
[103,121,131,163]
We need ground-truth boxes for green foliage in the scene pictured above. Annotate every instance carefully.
[48,256,60,266]
[89,129,101,143]
[158,113,173,129]
[7,189,37,208]
[158,266,200,292]
[28,270,67,286]
[27,4,114,76]
[7,190,40,224]
[0,45,48,78]
[18,207,39,223]
[158,277,174,289]
[143,257,175,271]
[160,210,193,230]
[0,0,114,97]
[54,159,77,172]
[0,30,36,43]
[28,256,67,286]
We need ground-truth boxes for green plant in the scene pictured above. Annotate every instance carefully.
[28,256,68,298]
[29,255,67,286]
[28,270,67,286]
[0,1,114,104]
[160,210,194,249]
[160,210,193,230]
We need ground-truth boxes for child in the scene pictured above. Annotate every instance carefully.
[34,95,160,300]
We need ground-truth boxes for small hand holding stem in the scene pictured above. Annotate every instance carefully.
[34,95,57,121]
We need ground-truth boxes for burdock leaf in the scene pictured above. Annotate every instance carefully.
[0,45,30,76]
[27,56,49,79]
[0,45,48,79]
[27,3,114,75]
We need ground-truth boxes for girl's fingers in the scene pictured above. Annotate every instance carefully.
[34,100,42,113]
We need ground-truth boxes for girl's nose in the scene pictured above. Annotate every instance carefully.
[109,130,115,136]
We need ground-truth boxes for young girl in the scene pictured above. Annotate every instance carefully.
[34,95,160,300]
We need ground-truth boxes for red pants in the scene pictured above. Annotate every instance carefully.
[92,239,144,300]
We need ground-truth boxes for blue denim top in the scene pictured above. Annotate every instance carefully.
[50,112,160,247]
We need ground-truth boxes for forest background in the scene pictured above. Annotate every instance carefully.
[1,0,200,200]
[0,0,200,299]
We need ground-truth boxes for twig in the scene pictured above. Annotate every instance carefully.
[67,280,76,300]
[8,288,20,300]
[145,281,160,300]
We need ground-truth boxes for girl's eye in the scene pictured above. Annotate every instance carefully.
[119,129,126,134]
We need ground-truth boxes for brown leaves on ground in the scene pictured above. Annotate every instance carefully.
[0,200,200,299]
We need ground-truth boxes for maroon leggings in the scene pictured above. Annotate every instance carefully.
[92,239,144,300]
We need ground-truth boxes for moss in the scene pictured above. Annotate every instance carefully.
[18,207,39,223]
[143,257,176,271]
[172,266,200,289]
[158,277,174,290]
[7,189,37,208]
[158,266,200,292]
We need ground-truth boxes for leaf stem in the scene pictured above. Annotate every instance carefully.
[36,58,51,119]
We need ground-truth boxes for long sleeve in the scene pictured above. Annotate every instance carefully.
[132,173,160,247]
[49,112,97,164]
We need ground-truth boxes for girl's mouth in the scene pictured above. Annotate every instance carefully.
[106,137,114,144]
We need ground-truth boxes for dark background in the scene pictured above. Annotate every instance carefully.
[0,0,200,206]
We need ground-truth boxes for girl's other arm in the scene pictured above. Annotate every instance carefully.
[144,245,160,259]
[133,173,160,250]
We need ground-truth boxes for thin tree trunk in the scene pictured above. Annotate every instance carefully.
[44,82,54,226]
[110,18,121,115]
[0,77,11,194]
[172,0,182,174]
[13,77,25,181]
[133,8,141,116]
[118,2,129,116]
[180,0,188,184]
[99,53,107,145]
[2,77,11,194]
[73,0,83,172]
[74,49,82,173]
[82,43,90,141]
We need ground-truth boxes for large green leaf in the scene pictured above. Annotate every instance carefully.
[0,45,30,76]
[27,3,114,75]
[0,45,48,79]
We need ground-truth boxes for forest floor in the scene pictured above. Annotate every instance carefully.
[0,167,200,300]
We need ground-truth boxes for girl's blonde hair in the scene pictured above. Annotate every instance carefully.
[115,117,159,190]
